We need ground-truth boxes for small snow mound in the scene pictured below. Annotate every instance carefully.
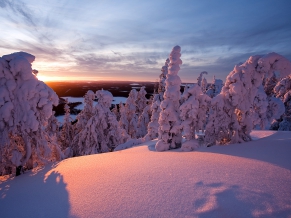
[114,138,144,151]
[155,140,170,151]
[250,130,277,140]
[181,140,200,151]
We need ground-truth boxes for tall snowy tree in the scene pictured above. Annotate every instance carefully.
[0,52,60,175]
[59,99,75,156]
[136,86,148,117]
[119,89,138,138]
[156,46,183,151]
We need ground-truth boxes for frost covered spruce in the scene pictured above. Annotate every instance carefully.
[156,46,183,151]
[73,90,125,156]
[180,84,210,142]
[0,52,59,175]
[271,75,291,130]
[205,52,290,145]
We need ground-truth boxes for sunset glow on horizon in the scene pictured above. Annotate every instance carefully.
[1,0,290,82]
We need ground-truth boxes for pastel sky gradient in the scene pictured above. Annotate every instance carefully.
[0,0,290,82]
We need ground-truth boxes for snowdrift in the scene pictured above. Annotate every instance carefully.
[0,131,291,217]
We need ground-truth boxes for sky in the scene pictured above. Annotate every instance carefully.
[0,0,291,82]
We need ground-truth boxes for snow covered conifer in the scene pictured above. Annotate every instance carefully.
[158,58,170,95]
[271,75,291,130]
[180,84,210,145]
[180,84,201,140]
[119,89,138,138]
[201,77,208,94]
[59,99,75,154]
[75,90,95,132]
[73,90,125,156]
[156,46,183,151]
[205,52,290,145]
[137,104,151,138]
[111,104,120,121]
[0,52,59,175]
[197,71,208,87]
[136,86,148,117]
[206,76,223,98]
[204,94,233,146]
[144,94,162,141]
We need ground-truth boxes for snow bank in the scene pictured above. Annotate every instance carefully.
[1,131,290,217]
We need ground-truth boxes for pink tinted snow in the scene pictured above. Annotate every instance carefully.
[1,131,290,218]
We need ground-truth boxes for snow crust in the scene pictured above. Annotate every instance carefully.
[1,131,290,218]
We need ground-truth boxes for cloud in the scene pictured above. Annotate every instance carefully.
[0,0,36,26]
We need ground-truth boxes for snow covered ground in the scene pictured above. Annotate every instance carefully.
[0,131,291,218]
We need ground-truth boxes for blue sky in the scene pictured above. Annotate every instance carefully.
[0,0,290,82]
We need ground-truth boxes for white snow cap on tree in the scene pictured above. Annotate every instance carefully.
[96,89,113,108]
[197,71,208,87]
[0,52,59,175]
[156,45,182,152]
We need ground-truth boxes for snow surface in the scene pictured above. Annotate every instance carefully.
[1,131,291,218]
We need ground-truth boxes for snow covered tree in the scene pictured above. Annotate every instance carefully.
[119,89,138,138]
[180,84,201,140]
[197,71,208,87]
[204,94,233,146]
[0,52,60,175]
[73,90,126,156]
[135,86,150,138]
[252,86,269,129]
[156,46,183,151]
[180,84,211,149]
[158,58,170,96]
[271,75,291,130]
[136,86,148,117]
[111,104,120,121]
[205,76,223,98]
[201,77,208,94]
[75,90,95,133]
[137,104,151,138]
[205,52,290,145]
[144,94,162,141]
[45,112,63,161]
[59,99,75,156]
